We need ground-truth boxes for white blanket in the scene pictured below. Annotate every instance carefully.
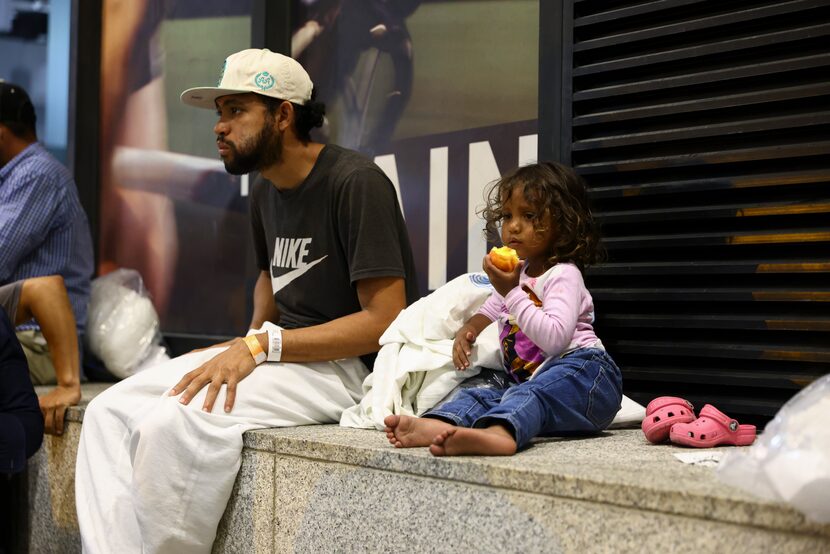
[340,273,499,429]
[339,273,646,430]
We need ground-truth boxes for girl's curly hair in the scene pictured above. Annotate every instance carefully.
[480,162,604,271]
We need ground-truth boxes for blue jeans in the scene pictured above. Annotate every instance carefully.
[425,348,623,449]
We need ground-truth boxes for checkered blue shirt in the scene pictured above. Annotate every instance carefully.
[0,142,94,332]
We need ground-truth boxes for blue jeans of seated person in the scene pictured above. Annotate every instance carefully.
[424,348,623,449]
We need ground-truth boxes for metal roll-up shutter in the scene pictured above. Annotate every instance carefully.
[557,0,830,424]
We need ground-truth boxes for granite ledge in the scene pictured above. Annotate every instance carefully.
[241,425,830,540]
[51,385,830,542]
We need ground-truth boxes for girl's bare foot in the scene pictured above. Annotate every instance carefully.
[384,415,456,448]
[429,424,517,456]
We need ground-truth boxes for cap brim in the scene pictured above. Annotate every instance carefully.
[180,86,254,109]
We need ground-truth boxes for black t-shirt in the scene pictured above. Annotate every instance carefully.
[250,144,418,332]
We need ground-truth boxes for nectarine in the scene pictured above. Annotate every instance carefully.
[489,246,519,272]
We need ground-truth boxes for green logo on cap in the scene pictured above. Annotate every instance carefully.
[254,71,275,91]
[218,60,227,86]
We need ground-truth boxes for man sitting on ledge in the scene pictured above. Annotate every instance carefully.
[75,49,418,553]
[0,81,93,405]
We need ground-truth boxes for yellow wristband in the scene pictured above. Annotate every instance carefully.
[243,334,266,365]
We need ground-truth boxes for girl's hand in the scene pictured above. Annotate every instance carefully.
[453,325,479,370]
[483,254,522,298]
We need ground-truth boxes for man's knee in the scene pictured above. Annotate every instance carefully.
[21,275,66,300]
[83,388,123,423]
[18,275,68,318]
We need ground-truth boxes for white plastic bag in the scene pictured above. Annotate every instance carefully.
[86,269,169,379]
[717,373,830,523]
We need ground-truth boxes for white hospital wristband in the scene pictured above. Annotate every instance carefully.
[267,328,283,362]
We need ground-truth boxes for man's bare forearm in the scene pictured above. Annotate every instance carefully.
[252,276,406,363]
[278,306,397,362]
[249,270,280,330]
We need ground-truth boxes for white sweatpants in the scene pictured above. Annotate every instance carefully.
[75,346,368,554]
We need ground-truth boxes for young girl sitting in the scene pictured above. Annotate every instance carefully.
[385,162,623,456]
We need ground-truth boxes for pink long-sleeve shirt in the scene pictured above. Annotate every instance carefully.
[477,263,603,381]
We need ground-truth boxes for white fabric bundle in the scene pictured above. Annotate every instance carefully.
[341,273,500,429]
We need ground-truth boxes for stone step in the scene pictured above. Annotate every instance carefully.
[27,385,830,553]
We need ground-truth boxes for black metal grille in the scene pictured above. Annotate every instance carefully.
[562,0,830,423]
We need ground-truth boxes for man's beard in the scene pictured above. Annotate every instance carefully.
[221,120,282,175]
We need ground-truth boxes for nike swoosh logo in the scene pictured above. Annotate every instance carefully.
[271,255,328,293]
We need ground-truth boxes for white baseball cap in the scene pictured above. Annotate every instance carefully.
[180,49,313,109]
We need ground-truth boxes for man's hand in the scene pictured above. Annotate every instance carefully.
[187,338,235,355]
[483,254,522,298]
[38,384,81,435]
[169,338,258,413]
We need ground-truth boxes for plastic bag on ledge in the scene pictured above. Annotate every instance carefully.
[86,269,169,379]
[717,373,830,523]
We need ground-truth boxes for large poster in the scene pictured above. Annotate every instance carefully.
[99,0,538,337]
[98,0,256,336]
[293,0,539,291]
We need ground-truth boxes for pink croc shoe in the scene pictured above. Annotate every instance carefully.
[669,404,756,448]
[641,396,696,444]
